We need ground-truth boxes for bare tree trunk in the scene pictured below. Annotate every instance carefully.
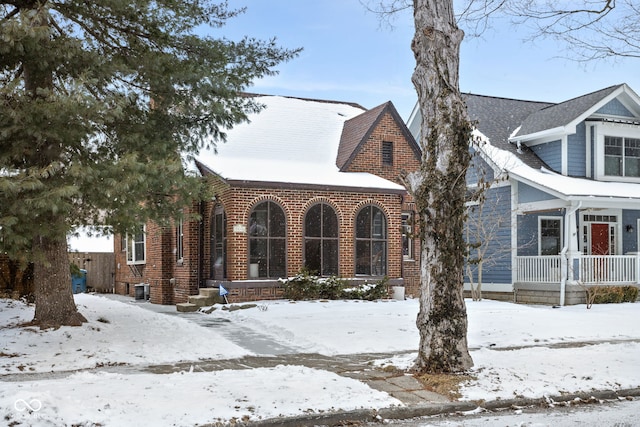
[475,260,483,301]
[33,234,86,328]
[410,0,473,373]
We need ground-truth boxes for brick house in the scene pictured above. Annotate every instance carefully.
[114,95,422,304]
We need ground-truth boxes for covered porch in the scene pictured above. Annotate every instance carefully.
[515,254,640,286]
[513,191,640,305]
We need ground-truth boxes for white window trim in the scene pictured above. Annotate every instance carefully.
[592,121,640,182]
[637,218,640,254]
[538,216,563,256]
[402,212,414,261]
[176,218,184,263]
[126,225,146,265]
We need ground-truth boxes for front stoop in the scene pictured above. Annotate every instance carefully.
[176,302,198,313]
[188,294,216,307]
[177,287,224,312]
[198,288,219,298]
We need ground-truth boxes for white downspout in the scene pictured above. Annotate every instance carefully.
[560,201,582,306]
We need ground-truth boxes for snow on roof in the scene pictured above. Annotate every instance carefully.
[510,165,640,201]
[195,96,405,191]
[474,129,640,202]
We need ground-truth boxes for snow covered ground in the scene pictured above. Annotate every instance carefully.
[1,294,639,426]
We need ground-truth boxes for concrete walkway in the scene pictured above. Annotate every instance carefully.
[143,351,450,407]
[101,294,452,407]
[98,295,640,426]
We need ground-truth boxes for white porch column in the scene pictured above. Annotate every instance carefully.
[565,204,581,283]
[561,202,582,306]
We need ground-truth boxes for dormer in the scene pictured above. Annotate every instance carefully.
[510,84,640,182]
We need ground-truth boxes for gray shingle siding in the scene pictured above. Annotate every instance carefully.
[518,182,556,203]
[467,151,495,185]
[531,140,562,173]
[465,186,513,284]
[568,122,586,176]
[596,98,635,117]
[622,209,640,253]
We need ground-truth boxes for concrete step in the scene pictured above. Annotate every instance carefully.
[188,295,216,307]
[198,288,220,298]
[176,303,198,313]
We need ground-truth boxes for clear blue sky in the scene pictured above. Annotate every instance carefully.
[215,1,640,121]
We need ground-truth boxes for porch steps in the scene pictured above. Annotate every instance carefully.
[177,287,224,312]
[176,302,198,313]
[188,294,217,307]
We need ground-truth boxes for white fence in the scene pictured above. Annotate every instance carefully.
[515,254,640,285]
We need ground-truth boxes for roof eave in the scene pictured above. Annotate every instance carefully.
[509,126,567,144]
[225,179,407,195]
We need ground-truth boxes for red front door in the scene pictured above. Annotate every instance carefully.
[591,223,610,255]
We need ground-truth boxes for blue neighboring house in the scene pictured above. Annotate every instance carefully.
[407,84,640,305]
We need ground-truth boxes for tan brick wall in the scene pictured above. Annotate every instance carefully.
[343,112,422,185]
[216,186,405,281]
[114,108,425,304]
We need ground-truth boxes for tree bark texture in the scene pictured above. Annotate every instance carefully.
[33,233,87,328]
[23,5,86,327]
[411,0,473,373]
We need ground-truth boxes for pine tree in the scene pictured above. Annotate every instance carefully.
[0,0,298,327]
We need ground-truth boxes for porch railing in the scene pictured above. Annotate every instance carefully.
[579,255,637,284]
[515,256,562,283]
[515,254,640,285]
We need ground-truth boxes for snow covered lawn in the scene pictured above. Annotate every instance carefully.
[1,294,639,426]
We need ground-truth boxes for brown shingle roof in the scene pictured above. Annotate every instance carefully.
[336,102,420,171]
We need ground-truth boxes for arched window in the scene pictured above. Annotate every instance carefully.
[355,205,387,276]
[304,203,338,276]
[210,204,227,279]
[249,201,286,278]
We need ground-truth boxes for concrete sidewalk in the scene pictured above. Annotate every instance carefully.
[99,294,640,426]
[144,351,451,406]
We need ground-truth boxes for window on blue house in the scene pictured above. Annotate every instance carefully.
[539,218,562,255]
[605,136,640,177]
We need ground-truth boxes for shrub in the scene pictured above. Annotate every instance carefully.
[622,285,639,302]
[586,285,639,306]
[281,269,390,301]
[339,276,389,301]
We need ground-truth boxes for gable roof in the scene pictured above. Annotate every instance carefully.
[513,84,623,139]
[336,102,421,171]
[409,83,640,203]
[195,95,406,192]
[464,94,554,170]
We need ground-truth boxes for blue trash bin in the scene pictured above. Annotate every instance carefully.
[72,269,87,294]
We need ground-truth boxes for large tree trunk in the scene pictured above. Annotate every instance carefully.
[410,0,473,373]
[33,234,87,328]
[24,5,85,328]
